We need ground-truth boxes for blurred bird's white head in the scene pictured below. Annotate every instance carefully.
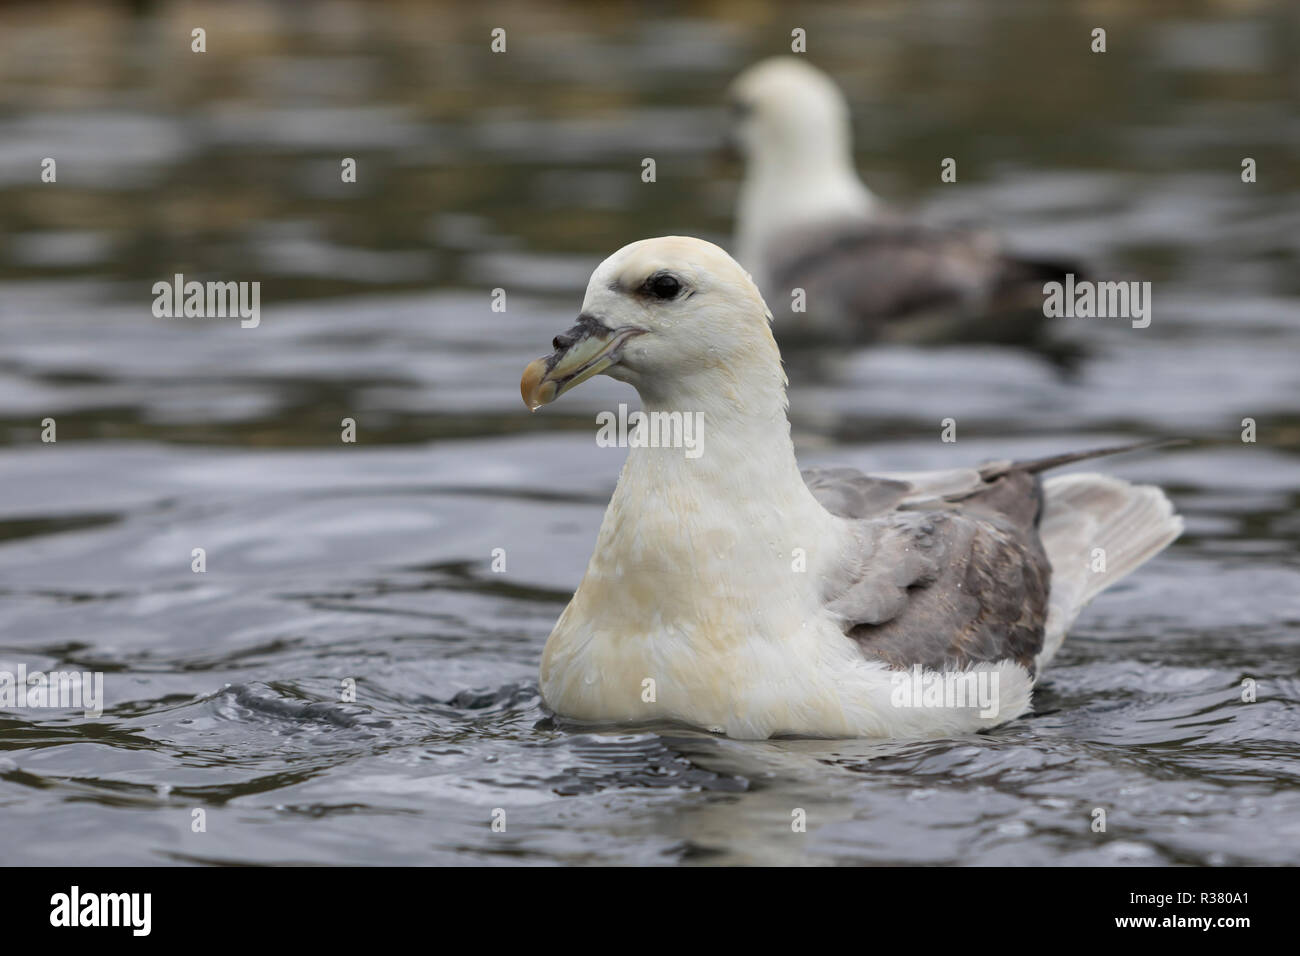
[521,237,782,412]
[727,56,855,172]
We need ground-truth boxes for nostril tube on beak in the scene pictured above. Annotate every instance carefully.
[553,333,574,351]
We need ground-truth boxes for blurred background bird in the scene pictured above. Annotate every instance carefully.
[726,56,1082,345]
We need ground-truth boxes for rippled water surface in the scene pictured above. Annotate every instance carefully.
[1,0,1298,865]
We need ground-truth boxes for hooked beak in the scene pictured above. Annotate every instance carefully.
[520,314,646,411]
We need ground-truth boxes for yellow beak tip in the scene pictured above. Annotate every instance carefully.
[520,357,555,410]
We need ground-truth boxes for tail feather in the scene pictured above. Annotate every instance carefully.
[1035,473,1183,669]
[979,438,1190,481]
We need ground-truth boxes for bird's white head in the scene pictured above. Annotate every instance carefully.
[726,56,856,177]
[521,236,782,413]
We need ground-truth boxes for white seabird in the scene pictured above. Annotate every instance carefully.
[521,237,1181,740]
[727,57,1078,342]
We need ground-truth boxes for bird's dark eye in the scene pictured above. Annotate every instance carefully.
[646,273,682,300]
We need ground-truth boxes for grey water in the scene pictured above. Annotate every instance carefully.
[1,0,1298,865]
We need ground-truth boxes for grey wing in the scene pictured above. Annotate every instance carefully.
[768,219,1073,336]
[801,467,913,518]
[803,464,988,517]
[813,466,1052,674]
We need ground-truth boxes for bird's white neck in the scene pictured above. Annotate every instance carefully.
[735,141,876,291]
[570,356,840,643]
[620,355,819,524]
